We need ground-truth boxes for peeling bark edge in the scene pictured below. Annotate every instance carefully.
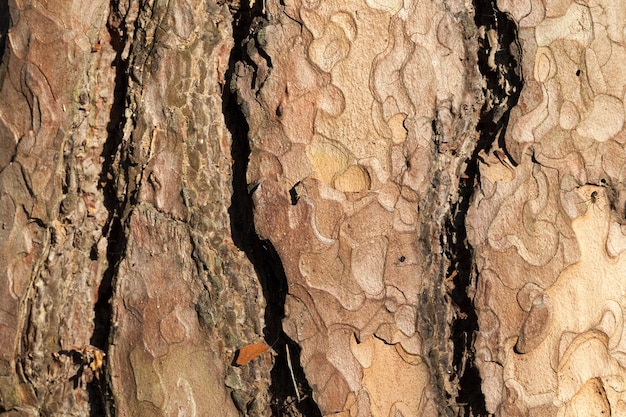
[223,3,322,416]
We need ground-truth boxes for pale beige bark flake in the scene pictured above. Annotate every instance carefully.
[242,0,476,414]
[473,1,626,413]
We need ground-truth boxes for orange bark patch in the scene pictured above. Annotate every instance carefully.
[234,341,269,366]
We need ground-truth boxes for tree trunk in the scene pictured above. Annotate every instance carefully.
[1,0,625,416]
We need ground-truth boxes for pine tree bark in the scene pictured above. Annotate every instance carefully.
[0,1,270,415]
[1,0,626,416]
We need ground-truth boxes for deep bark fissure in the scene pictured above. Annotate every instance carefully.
[444,1,523,415]
[473,0,524,166]
[224,4,321,416]
[444,164,487,417]
[88,3,137,416]
[0,0,9,69]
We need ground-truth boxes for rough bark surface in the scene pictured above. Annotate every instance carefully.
[471,1,626,416]
[0,1,271,416]
[0,2,117,414]
[232,0,485,415]
[1,0,626,416]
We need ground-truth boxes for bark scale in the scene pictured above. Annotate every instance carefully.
[1,0,626,416]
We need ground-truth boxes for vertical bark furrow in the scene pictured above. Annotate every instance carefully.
[104,1,274,416]
[473,0,523,163]
[224,3,322,415]
[89,3,138,415]
[438,1,523,415]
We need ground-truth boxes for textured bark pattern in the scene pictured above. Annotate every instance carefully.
[233,0,484,414]
[0,0,270,415]
[105,2,271,415]
[470,0,626,415]
[3,0,626,415]
[0,2,115,414]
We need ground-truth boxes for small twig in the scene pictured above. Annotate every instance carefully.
[285,344,301,402]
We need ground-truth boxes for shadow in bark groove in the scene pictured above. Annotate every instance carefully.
[474,0,524,166]
[0,0,8,68]
[88,2,135,416]
[444,1,523,416]
[224,3,321,416]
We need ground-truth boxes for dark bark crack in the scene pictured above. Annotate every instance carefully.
[444,1,523,416]
[88,2,137,416]
[0,0,9,70]
[474,0,524,165]
[223,3,322,416]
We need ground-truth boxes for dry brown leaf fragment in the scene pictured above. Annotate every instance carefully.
[88,347,105,378]
[54,345,106,386]
[234,341,270,366]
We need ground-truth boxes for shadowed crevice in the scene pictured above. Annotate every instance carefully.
[444,1,523,416]
[88,1,137,415]
[223,2,322,416]
[474,0,524,165]
[0,0,9,69]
